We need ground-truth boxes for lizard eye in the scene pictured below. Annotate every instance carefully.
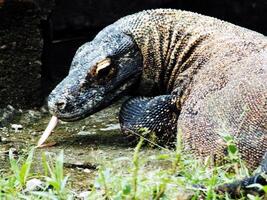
[95,58,112,77]
[89,58,111,77]
[89,58,116,83]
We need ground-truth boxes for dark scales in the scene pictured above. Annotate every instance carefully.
[119,95,179,147]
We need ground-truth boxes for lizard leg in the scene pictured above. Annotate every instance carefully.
[119,95,179,146]
[217,152,267,197]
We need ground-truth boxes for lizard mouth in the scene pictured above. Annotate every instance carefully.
[38,79,136,147]
[48,73,139,122]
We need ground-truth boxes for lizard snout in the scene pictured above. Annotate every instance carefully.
[55,99,67,111]
[47,95,68,116]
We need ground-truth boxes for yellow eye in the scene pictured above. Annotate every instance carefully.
[89,58,116,84]
[95,58,111,75]
[90,58,111,77]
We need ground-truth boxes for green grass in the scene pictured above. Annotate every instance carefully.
[0,132,266,200]
[0,148,72,199]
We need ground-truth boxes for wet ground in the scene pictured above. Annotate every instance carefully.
[0,101,172,193]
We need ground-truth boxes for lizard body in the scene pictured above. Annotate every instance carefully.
[47,9,267,192]
[115,9,267,168]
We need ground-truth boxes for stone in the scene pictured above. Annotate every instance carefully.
[24,178,44,192]
[11,124,23,132]
[0,105,18,127]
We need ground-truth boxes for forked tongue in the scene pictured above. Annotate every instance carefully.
[37,116,58,147]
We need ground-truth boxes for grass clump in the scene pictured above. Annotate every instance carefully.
[0,148,72,199]
[0,131,266,199]
[87,131,266,200]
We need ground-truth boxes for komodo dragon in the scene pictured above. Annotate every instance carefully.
[42,9,267,194]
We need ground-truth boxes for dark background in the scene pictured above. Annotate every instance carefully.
[0,0,267,108]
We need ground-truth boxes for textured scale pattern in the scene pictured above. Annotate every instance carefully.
[115,9,267,168]
[120,95,178,145]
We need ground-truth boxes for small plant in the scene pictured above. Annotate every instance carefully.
[0,148,72,199]
[31,150,71,199]
[93,138,144,200]
[131,137,144,199]
[0,148,36,198]
[171,128,183,174]
[221,133,250,179]
[9,148,34,190]
[42,150,69,193]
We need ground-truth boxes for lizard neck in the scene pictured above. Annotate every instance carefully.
[116,9,209,95]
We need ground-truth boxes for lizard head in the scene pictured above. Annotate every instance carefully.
[48,26,143,121]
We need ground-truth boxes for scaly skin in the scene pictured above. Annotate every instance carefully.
[115,9,267,169]
[47,9,267,194]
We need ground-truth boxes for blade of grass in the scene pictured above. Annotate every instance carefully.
[132,137,144,199]
[19,148,34,186]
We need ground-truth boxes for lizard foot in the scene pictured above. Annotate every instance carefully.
[217,152,267,197]
[119,95,179,147]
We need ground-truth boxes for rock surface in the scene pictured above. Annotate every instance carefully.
[0,1,44,108]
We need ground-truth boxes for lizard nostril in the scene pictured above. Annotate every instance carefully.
[55,100,67,110]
